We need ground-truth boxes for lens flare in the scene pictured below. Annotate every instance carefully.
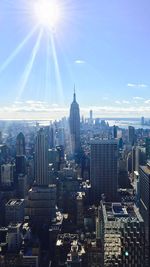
[34,0,61,29]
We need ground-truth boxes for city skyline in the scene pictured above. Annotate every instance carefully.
[0,0,150,119]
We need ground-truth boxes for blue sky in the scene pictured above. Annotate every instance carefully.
[0,0,150,119]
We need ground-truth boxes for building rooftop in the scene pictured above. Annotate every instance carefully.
[102,202,144,223]
[90,139,118,145]
[140,164,150,175]
[56,234,79,247]
[6,199,24,206]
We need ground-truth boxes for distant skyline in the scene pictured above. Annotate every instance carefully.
[0,0,150,119]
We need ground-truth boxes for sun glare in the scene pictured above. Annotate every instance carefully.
[34,0,61,29]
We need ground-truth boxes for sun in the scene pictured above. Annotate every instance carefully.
[34,0,61,29]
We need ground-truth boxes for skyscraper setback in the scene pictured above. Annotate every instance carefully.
[69,91,80,156]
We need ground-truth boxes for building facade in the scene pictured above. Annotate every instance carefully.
[99,201,145,266]
[90,139,118,204]
[35,128,49,186]
[69,91,80,156]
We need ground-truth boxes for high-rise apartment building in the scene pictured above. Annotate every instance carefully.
[90,139,118,204]
[69,91,80,155]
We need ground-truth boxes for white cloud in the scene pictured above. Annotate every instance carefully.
[127,83,148,88]
[115,100,129,105]
[51,103,59,107]
[144,99,150,104]
[75,60,85,64]
[133,97,144,100]
[139,84,148,88]
[115,101,121,104]
[1,100,150,120]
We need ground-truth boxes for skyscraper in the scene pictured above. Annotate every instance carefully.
[16,133,26,193]
[89,110,93,124]
[27,128,56,225]
[139,163,150,265]
[146,137,150,160]
[112,125,118,138]
[69,90,80,155]
[90,139,118,204]
[16,132,25,156]
[35,128,48,186]
[128,126,135,146]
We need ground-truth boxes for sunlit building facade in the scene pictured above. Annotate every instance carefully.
[99,201,145,267]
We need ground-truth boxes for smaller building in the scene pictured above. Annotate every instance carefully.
[76,192,85,227]
[5,199,25,225]
[27,185,56,225]
[6,223,22,252]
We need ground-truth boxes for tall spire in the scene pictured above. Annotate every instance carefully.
[73,84,76,102]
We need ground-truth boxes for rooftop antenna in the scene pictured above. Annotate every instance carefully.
[73,84,76,101]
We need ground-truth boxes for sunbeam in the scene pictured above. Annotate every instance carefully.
[0,25,38,74]
[16,28,43,101]
[49,33,64,105]
[45,34,52,102]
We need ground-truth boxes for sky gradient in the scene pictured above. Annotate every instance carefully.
[0,0,150,120]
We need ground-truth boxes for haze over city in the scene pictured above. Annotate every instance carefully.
[0,0,150,119]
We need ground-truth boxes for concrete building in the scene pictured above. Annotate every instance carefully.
[90,139,118,204]
[99,201,145,266]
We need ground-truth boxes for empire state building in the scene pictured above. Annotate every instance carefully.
[69,90,81,155]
